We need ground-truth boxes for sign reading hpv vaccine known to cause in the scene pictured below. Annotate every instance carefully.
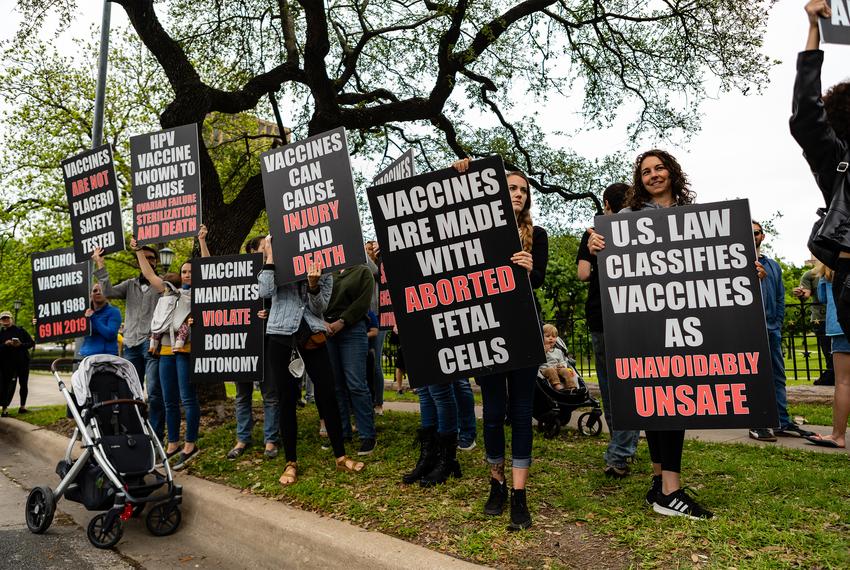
[190,254,264,383]
[368,156,545,388]
[596,199,779,430]
[131,123,202,246]
[32,247,91,342]
[62,145,125,263]
[371,150,416,330]
[261,126,366,284]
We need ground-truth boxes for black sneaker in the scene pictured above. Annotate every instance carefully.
[507,488,532,531]
[748,428,777,442]
[357,438,377,455]
[774,424,816,438]
[484,478,508,515]
[172,447,200,471]
[645,475,662,506]
[652,488,713,520]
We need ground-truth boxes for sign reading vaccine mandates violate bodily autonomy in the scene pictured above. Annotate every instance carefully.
[368,156,545,388]
[596,199,779,431]
[260,126,366,284]
[131,124,202,246]
[371,150,416,330]
[32,247,91,342]
[62,145,125,263]
[190,254,264,383]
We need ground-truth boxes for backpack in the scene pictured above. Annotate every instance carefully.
[150,282,192,346]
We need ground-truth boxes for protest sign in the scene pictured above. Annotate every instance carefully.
[820,1,850,45]
[260,126,366,284]
[371,150,416,330]
[596,199,779,430]
[368,156,545,387]
[62,145,125,263]
[190,253,264,383]
[131,123,202,245]
[32,247,90,342]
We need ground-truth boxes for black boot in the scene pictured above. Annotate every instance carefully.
[402,427,438,484]
[508,488,532,531]
[420,432,462,487]
[483,477,508,515]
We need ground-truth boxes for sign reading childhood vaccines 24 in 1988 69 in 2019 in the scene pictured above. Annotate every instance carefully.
[32,246,91,342]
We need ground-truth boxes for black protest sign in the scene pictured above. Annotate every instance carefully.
[62,145,125,263]
[261,126,366,284]
[596,199,779,431]
[131,124,202,246]
[820,1,850,45]
[32,247,91,342]
[368,156,545,388]
[371,150,417,330]
[190,254,264,383]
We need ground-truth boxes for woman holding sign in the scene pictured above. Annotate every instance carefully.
[454,159,548,531]
[589,150,714,520]
[258,237,364,486]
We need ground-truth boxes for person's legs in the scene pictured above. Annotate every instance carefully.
[143,343,164,441]
[269,336,299,462]
[303,345,347,458]
[428,383,458,434]
[158,355,181,452]
[259,379,281,448]
[815,321,835,384]
[506,367,536,488]
[334,321,375,441]
[175,353,199,447]
[16,364,29,409]
[327,336,353,438]
[453,378,477,447]
[234,381,254,446]
[592,331,639,469]
[122,342,146,384]
[768,329,792,428]
[373,330,387,407]
[479,375,507,476]
[829,351,850,445]
[418,385,437,428]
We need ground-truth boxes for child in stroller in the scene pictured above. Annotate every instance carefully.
[539,324,578,391]
[24,355,182,549]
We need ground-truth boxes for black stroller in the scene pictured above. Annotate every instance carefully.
[25,355,182,549]
[533,340,604,439]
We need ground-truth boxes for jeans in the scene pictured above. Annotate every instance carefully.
[478,366,536,468]
[159,353,200,443]
[591,331,639,467]
[234,381,280,445]
[328,320,376,440]
[125,340,164,440]
[371,330,387,406]
[768,329,791,428]
[453,379,477,446]
[418,383,458,434]
[304,374,314,402]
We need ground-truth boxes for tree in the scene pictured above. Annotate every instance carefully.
[8,0,777,256]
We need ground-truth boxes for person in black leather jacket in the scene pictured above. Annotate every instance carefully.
[790,0,850,336]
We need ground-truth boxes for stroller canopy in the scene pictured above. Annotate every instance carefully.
[71,355,144,406]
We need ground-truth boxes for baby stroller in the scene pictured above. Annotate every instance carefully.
[25,355,182,549]
[533,340,604,439]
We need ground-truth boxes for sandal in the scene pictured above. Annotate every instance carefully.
[279,462,298,486]
[226,445,248,460]
[336,456,365,473]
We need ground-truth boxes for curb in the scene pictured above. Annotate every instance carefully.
[0,417,483,569]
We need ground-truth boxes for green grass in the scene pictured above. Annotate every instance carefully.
[8,405,66,426]
[789,403,844,427]
[224,381,482,405]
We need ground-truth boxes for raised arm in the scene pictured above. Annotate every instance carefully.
[91,247,129,299]
[132,238,166,292]
[805,0,830,50]
[198,224,211,258]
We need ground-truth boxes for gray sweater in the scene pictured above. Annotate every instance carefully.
[93,267,160,348]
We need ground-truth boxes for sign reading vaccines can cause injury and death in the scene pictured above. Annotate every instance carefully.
[191,253,264,383]
[131,123,202,246]
[596,199,779,431]
[368,156,545,388]
[820,1,850,45]
[260,126,366,284]
[62,145,125,263]
[371,150,416,331]
[32,247,91,342]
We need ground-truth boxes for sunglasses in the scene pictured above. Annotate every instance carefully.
[753,230,763,236]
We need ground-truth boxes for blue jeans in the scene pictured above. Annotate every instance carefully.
[591,331,639,468]
[768,329,791,428]
[124,340,163,440]
[478,366,536,469]
[453,379,477,446]
[159,353,200,443]
[418,383,458,434]
[234,381,280,445]
[328,320,376,440]
[371,330,387,406]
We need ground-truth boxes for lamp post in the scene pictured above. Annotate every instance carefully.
[158,247,175,272]
[12,299,22,323]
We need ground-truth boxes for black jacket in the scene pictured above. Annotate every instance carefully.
[790,50,850,267]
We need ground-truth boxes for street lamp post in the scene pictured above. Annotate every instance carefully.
[158,247,175,272]
[12,299,22,323]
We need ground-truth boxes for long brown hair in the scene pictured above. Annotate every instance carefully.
[507,170,533,252]
[625,149,695,210]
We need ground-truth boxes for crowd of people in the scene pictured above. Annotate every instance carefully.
[2,0,849,530]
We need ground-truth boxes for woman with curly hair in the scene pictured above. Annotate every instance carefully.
[453,159,548,531]
[623,149,695,211]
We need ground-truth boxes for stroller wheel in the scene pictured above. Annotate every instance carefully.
[25,486,55,534]
[87,513,124,549]
[146,502,182,536]
[543,419,561,439]
[578,412,603,436]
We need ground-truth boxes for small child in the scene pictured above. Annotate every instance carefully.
[539,324,577,391]
[149,273,191,353]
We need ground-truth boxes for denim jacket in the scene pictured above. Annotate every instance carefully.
[258,266,332,335]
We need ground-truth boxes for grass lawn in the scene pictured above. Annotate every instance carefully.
[15,402,850,568]
[788,402,845,428]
